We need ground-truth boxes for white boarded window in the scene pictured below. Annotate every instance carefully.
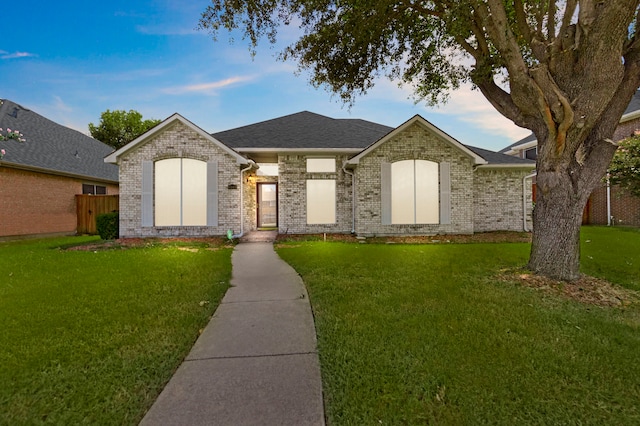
[307,158,336,173]
[391,160,439,224]
[307,180,336,224]
[256,163,279,176]
[155,158,207,226]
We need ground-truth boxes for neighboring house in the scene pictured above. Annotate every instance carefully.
[500,91,640,226]
[0,99,119,238]
[106,111,534,238]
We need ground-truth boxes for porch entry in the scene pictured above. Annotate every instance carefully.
[257,183,278,228]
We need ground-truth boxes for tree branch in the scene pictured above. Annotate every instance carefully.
[513,0,532,45]
[473,77,529,129]
[547,0,557,40]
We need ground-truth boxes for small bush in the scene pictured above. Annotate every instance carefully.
[96,212,119,240]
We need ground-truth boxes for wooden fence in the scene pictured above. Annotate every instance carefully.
[76,194,119,235]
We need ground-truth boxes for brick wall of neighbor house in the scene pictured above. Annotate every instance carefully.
[118,121,243,237]
[473,168,533,232]
[0,167,118,238]
[613,116,640,141]
[354,123,475,235]
[277,154,354,234]
[587,183,640,226]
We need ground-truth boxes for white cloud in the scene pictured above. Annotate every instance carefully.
[427,84,531,141]
[162,76,255,95]
[1,51,37,59]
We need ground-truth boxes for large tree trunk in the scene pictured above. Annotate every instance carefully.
[528,169,590,281]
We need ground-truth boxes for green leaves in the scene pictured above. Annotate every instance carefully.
[609,134,640,197]
[88,109,161,150]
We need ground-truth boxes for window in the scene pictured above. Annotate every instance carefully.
[82,184,107,195]
[390,160,439,224]
[381,160,450,225]
[256,163,279,176]
[155,158,207,226]
[524,147,537,160]
[306,158,336,173]
[306,180,336,224]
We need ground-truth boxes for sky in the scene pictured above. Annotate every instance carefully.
[1,0,530,152]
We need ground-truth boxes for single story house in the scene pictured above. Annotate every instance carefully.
[0,99,119,239]
[105,112,535,238]
[500,91,640,226]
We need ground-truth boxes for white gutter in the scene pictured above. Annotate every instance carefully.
[523,171,537,232]
[342,163,356,234]
[606,173,612,226]
[231,161,257,239]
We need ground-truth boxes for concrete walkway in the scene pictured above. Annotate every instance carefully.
[140,241,325,425]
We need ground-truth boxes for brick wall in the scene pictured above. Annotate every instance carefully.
[353,123,475,235]
[277,154,354,234]
[473,168,533,232]
[0,166,118,238]
[613,116,640,142]
[587,183,640,226]
[117,121,244,238]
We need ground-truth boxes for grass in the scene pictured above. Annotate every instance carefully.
[277,227,640,425]
[0,236,232,425]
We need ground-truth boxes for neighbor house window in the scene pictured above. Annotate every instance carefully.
[306,158,336,173]
[82,184,107,195]
[154,158,207,226]
[306,180,336,224]
[524,147,537,160]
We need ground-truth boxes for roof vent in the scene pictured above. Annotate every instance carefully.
[74,151,80,158]
[8,107,18,118]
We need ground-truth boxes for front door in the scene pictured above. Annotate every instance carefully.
[257,183,278,228]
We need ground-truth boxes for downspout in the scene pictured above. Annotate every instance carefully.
[342,163,356,234]
[231,161,256,239]
[523,171,536,232]
[606,173,612,226]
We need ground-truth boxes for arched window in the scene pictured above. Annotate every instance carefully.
[154,158,207,226]
[381,159,450,225]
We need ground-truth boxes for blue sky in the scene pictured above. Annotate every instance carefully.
[1,0,530,151]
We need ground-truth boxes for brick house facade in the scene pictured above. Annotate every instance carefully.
[500,92,640,227]
[107,112,534,238]
[0,99,119,239]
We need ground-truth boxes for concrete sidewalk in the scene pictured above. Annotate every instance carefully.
[140,242,325,426]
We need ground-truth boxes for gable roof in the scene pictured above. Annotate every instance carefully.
[465,145,535,167]
[0,99,118,182]
[347,115,489,166]
[213,111,393,150]
[500,90,640,153]
[104,113,249,165]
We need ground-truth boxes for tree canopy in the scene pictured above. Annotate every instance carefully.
[609,133,640,197]
[89,110,161,150]
[200,0,640,280]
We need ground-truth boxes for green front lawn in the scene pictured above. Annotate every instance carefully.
[0,237,232,424]
[277,227,640,424]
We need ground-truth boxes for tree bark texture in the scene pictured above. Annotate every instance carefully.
[528,166,590,281]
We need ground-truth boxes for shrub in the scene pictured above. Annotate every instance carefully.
[96,212,119,240]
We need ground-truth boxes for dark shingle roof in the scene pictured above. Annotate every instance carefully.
[213,111,393,149]
[466,144,535,165]
[0,99,118,182]
[624,90,640,115]
[498,133,537,153]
